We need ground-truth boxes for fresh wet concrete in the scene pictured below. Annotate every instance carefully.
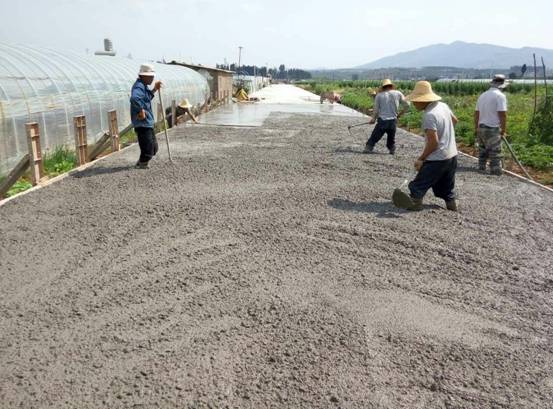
[1,86,552,408]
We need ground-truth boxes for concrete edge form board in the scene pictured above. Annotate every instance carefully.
[0,42,209,176]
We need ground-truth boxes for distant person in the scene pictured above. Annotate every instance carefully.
[130,63,162,169]
[474,74,508,175]
[165,99,198,128]
[392,81,459,211]
[364,79,409,155]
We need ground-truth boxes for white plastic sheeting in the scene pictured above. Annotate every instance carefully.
[0,43,209,176]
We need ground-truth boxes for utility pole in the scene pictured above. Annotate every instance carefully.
[238,46,243,72]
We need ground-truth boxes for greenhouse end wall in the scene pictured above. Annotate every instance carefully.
[0,43,210,176]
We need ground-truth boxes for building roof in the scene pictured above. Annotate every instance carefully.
[168,61,234,75]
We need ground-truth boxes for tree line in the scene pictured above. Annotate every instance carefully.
[216,63,312,80]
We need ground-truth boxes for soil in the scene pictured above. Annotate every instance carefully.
[1,111,552,408]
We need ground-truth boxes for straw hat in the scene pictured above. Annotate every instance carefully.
[178,99,192,109]
[381,79,394,87]
[406,81,442,102]
[138,63,155,76]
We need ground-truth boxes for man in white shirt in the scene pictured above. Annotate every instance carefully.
[474,75,508,175]
[364,79,409,155]
[392,81,459,211]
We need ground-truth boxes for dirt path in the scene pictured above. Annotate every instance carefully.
[1,105,552,408]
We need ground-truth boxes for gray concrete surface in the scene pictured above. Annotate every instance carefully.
[1,94,553,408]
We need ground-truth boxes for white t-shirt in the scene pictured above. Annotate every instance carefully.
[423,101,458,161]
[373,90,408,120]
[476,88,508,128]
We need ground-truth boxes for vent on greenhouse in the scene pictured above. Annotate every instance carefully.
[95,38,116,57]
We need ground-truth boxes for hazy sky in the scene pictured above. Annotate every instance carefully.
[0,0,551,69]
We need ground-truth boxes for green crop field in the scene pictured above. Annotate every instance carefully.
[301,80,553,185]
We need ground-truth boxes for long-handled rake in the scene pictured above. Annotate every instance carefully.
[347,121,372,136]
[158,88,173,163]
[502,135,533,181]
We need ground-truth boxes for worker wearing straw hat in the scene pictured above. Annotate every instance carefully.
[474,74,508,175]
[130,63,162,169]
[165,99,198,127]
[364,79,409,155]
[392,81,459,211]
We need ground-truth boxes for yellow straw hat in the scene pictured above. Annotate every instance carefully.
[406,81,442,102]
[178,99,192,109]
[381,79,394,87]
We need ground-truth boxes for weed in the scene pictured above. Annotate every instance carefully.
[6,179,32,197]
[43,146,76,176]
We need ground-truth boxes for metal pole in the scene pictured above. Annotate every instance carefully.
[533,54,538,117]
[238,46,243,72]
[157,89,173,163]
[541,57,548,100]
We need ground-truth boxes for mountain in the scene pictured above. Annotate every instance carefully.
[358,41,553,69]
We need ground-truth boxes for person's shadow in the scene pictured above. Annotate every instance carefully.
[334,147,386,155]
[328,198,402,218]
[328,198,441,218]
[71,165,134,179]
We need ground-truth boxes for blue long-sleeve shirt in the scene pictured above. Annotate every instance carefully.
[130,79,155,129]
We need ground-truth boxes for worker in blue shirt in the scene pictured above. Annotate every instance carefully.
[130,63,162,168]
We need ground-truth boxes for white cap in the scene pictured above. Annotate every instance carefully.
[138,63,155,77]
[491,74,507,89]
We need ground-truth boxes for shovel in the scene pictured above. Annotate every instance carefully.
[392,170,417,209]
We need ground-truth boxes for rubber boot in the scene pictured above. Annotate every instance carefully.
[490,167,502,176]
[445,199,458,211]
[135,161,149,169]
[363,144,374,153]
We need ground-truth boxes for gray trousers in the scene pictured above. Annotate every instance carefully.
[477,125,502,171]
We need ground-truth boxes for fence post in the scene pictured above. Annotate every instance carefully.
[108,110,120,152]
[25,122,44,185]
[73,115,88,166]
[171,100,177,127]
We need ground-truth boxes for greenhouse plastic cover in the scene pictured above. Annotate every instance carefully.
[0,42,209,176]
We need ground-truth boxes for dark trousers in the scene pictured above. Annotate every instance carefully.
[409,156,457,201]
[135,127,158,163]
[367,118,397,150]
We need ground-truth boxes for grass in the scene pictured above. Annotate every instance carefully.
[3,125,146,199]
[3,146,76,197]
[301,80,553,184]
[6,180,33,197]
[120,128,137,146]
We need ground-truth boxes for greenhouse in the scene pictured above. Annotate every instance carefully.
[0,42,210,176]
